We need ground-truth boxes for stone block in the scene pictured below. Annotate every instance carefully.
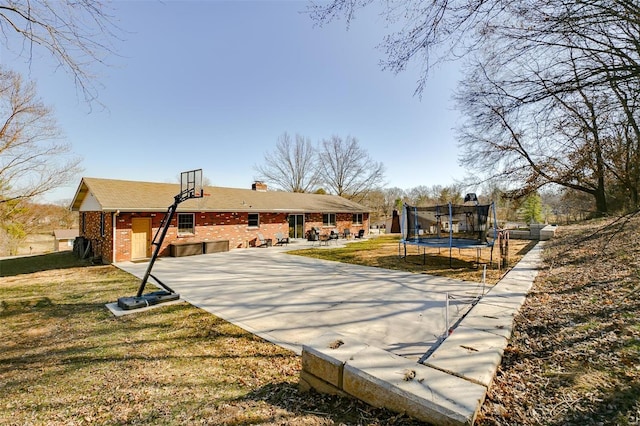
[529,223,545,239]
[459,301,516,339]
[299,370,349,397]
[507,230,531,240]
[301,331,369,388]
[343,345,486,426]
[425,326,507,388]
[539,225,557,241]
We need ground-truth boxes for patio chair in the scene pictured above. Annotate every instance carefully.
[318,234,330,246]
[343,229,351,239]
[256,233,272,247]
[354,229,365,239]
[329,230,339,243]
[275,232,289,246]
[307,228,319,241]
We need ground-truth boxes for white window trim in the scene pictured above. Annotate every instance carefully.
[323,213,336,227]
[100,212,106,237]
[177,213,195,236]
[248,213,260,228]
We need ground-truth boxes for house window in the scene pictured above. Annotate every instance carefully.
[100,212,105,237]
[352,213,363,225]
[248,213,259,227]
[81,212,86,233]
[323,213,336,226]
[177,213,195,235]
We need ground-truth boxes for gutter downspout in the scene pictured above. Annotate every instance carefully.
[112,210,119,264]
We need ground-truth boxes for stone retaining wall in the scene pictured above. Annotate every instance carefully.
[508,224,557,240]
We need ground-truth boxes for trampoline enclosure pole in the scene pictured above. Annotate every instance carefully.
[448,202,453,268]
[492,201,498,240]
[400,203,406,240]
[400,203,408,259]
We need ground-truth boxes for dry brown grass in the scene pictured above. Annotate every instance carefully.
[10,228,618,426]
[289,234,535,285]
[0,252,427,425]
[478,214,640,425]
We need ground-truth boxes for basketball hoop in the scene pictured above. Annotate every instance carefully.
[180,169,203,201]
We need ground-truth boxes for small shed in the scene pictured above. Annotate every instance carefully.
[53,229,79,252]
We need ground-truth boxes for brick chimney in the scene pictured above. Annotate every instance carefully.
[252,181,267,191]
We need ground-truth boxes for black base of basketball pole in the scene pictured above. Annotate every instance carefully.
[117,291,181,310]
[117,169,203,311]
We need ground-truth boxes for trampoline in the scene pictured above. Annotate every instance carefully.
[399,200,498,267]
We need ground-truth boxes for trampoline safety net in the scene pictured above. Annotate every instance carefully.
[402,203,493,243]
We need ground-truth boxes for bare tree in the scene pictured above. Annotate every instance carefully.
[0,200,59,255]
[360,189,385,222]
[0,69,81,206]
[382,187,406,212]
[431,184,463,204]
[310,0,640,215]
[456,8,640,215]
[254,132,320,192]
[308,0,498,96]
[309,0,640,97]
[406,185,433,206]
[457,64,603,211]
[363,186,406,222]
[316,135,385,202]
[0,0,118,104]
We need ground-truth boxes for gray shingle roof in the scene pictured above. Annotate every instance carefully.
[71,177,368,213]
[53,229,79,239]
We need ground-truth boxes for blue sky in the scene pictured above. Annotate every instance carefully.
[6,0,465,203]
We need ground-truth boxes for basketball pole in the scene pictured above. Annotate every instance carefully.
[117,169,203,311]
[136,184,203,297]
[136,195,180,297]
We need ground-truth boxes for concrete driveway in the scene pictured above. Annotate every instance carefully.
[116,241,488,361]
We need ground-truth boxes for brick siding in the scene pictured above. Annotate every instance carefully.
[80,210,369,263]
[79,211,113,263]
[305,213,369,237]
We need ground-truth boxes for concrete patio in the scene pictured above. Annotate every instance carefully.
[114,238,542,425]
[115,239,487,360]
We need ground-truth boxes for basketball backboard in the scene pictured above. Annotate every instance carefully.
[180,169,204,199]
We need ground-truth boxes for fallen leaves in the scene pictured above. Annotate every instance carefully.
[478,213,640,425]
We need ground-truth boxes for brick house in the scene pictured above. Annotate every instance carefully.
[70,177,370,264]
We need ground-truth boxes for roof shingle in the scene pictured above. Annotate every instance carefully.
[71,177,368,213]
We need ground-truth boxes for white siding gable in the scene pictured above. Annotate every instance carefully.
[79,192,102,211]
